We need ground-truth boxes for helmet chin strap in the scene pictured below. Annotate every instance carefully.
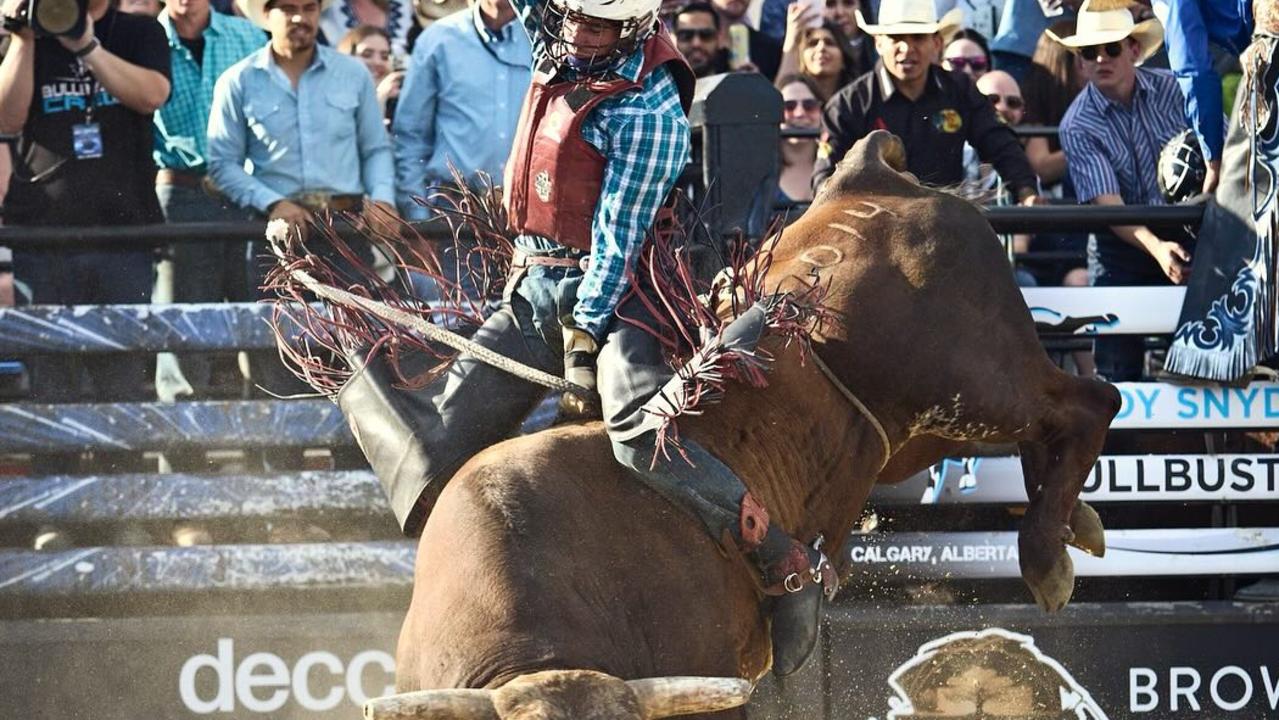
[564,52,614,74]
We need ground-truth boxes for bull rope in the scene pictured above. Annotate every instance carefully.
[809,351,892,472]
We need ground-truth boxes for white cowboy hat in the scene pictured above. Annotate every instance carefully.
[237,0,334,30]
[855,0,962,39]
[1046,0,1164,65]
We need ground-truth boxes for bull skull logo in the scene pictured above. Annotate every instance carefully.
[535,170,552,203]
[885,628,1108,718]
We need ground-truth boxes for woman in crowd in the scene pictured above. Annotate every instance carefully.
[1020,20,1083,187]
[323,0,415,58]
[942,27,991,80]
[779,19,862,102]
[338,25,404,122]
[1019,19,1089,290]
[822,0,874,76]
[775,74,823,205]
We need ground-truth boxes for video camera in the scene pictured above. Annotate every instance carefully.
[2,0,88,39]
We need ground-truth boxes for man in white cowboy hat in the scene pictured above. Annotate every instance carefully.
[811,0,1041,203]
[1053,0,1190,382]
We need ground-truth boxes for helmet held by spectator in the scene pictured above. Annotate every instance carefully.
[1157,128,1207,204]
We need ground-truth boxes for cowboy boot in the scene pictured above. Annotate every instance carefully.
[761,540,835,677]
[337,307,551,535]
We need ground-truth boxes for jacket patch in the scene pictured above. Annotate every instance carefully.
[935,108,963,133]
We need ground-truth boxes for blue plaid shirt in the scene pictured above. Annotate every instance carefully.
[509,0,691,340]
[153,10,264,172]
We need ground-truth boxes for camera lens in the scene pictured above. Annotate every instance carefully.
[35,0,80,35]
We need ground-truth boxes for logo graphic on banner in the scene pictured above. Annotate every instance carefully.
[885,628,1108,719]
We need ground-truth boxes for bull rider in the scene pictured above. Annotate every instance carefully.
[332,0,832,677]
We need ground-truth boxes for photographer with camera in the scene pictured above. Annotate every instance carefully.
[0,0,170,473]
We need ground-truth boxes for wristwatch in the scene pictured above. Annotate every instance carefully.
[73,39,99,59]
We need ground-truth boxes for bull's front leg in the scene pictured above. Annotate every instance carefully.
[1016,376,1121,612]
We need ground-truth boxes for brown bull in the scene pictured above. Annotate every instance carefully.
[373,131,1121,719]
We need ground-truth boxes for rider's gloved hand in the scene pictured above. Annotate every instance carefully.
[559,323,600,418]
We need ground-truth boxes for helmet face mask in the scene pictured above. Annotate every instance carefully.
[540,0,658,74]
[1157,128,1207,204]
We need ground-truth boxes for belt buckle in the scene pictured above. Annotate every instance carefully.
[293,191,330,212]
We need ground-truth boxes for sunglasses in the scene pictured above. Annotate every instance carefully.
[1080,41,1123,61]
[945,55,988,72]
[675,28,716,42]
[986,93,1024,110]
[783,98,822,112]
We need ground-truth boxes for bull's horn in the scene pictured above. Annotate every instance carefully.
[363,688,497,720]
[626,676,754,719]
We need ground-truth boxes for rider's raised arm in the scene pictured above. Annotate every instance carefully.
[508,0,548,55]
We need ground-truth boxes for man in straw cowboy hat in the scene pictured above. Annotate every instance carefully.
[812,0,1041,204]
[1052,0,1191,382]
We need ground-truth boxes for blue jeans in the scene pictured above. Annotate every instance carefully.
[155,183,251,394]
[13,248,155,474]
[1089,246,1170,382]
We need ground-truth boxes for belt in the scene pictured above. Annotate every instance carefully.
[511,248,590,271]
[155,168,206,188]
[292,192,365,213]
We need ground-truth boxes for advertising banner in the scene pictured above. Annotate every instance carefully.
[825,603,1279,720]
[845,529,1279,580]
[874,454,1279,505]
[1110,382,1279,429]
[1021,287,1184,335]
[2,603,1276,719]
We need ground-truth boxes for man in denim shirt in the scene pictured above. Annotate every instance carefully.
[207,0,397,438]
[207,0,397,237]
[392,0,530,221]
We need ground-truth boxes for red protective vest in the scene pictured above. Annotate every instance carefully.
[503,29,696,251]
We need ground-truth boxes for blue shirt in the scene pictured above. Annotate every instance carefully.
[1060,68,1187,205]
[207,44,395,213]
[1153,0,1253,162]
[153,10,264,172]
[509,0,691,339]
[991,0,1074,58]
[392,6,531,220]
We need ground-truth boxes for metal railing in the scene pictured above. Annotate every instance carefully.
[0,204,1205,251]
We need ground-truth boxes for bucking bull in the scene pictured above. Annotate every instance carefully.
[279,131,1121,719]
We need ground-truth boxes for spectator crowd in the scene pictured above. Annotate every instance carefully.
[0,0,1257,479]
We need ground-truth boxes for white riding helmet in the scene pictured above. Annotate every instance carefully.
[541,0,662,73]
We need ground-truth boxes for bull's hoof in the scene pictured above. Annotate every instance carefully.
[1068,501,1106,558]
[1022,544,1075,613]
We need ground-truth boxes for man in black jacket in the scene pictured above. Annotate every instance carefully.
[812,0,1039,203]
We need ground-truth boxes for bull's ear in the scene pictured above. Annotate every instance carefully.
[625,677,754,719]
[364,688,498,720]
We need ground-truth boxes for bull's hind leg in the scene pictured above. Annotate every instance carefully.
[1016,375,1121,611]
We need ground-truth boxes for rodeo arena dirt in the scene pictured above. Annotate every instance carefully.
[1,0,1279,717]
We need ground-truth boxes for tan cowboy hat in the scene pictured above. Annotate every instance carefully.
[855,0,962,38]
[1046,0,1164,64]
[237,0,335,30]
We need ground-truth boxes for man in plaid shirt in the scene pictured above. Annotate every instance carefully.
[152,0,262,400]
[339,0,831,677]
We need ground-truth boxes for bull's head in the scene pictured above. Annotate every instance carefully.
[365,671,752,720]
